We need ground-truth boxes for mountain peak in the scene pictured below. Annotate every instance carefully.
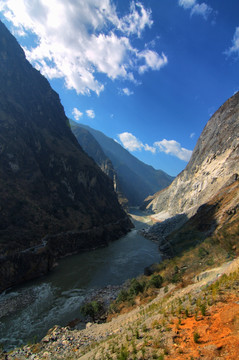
[71,121,174,206]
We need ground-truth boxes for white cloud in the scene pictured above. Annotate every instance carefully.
[0,0,166,95]
[72,107,83,121]
[118,2,153,38]
[179,0,196,9]
[118,132,144,151]
[190,3,212,20]
[118,132,157,153]
[144,144,156,154]
[190,132,195,139]
[122,88,134,96]
[118,132,192,161]
[179,0,213,20]
[86,109,95,119]
[227,27,239,57]
[138,50,168,74]
[154,139,192,161]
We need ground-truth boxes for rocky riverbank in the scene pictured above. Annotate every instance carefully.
[4,257,239,360]
[139,213,188,258]
[66,283,129,328]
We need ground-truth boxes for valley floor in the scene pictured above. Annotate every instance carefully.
[5,257,239,360]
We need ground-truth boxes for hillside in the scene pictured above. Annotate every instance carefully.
[5,249,239,359]
[0,21,132,291]
[69,122,128,207]
[71,122,174,206]
[143,92,239,219]
[5,189,239,358]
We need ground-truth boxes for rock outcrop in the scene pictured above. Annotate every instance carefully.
[0,21,132,291]
[144,92,239,218]
[71,122,174,206]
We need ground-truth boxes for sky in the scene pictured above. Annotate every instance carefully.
[0,0,238,176]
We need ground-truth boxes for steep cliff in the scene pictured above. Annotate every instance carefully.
[0,21,132,291]
[69,122,128,206]
[144,92,239,218]
[71,123,174,206]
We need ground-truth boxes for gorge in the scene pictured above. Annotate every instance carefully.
[0,13,239,360]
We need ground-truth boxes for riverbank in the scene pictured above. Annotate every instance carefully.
[5,257,239,360]
[0,209,160,351]
[0,216,133,294]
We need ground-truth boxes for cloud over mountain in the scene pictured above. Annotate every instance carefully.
[154,139,192,161]
[118,132,192,161]
[72,107,83,121]
[86,110,95,119]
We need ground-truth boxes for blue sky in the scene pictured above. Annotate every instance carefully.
[1,0,238,176]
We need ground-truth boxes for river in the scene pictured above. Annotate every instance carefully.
[0,209,159,351]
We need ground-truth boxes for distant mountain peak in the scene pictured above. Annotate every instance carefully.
[71,121,174,206]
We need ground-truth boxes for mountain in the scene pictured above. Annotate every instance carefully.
[71,122,174,206]
[143,92,239,219]
[141,92,239,258]
[69,122,128,207]
[0,21,132,291]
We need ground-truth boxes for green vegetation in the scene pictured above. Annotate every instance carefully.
[148,274,163,288]
[193,332,200,343]
[80,301,103,322]
[117,345,129,360]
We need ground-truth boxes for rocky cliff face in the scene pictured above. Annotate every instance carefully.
[0,21,132,291]
[144,92,239,219]
[71,123,174,206]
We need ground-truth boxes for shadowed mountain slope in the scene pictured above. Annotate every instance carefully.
[0,21,132,291]
[69,123,129,206]
[71,122,174,206]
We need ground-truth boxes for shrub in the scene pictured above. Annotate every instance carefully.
[148,274,163,289]
[198,247,208,259]
[109,302,119,314]
[117,289,131,303]
[129,278,145,296]
[80,301,103,322]
[200,303,207,316]
[193,332,200,343]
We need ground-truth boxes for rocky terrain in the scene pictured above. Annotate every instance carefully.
[143,92,239,219]
[140,93,239,259]
[142,176,239,258]
[4,255,239,359]
[0,21,132,292]
[71,123,174,206]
